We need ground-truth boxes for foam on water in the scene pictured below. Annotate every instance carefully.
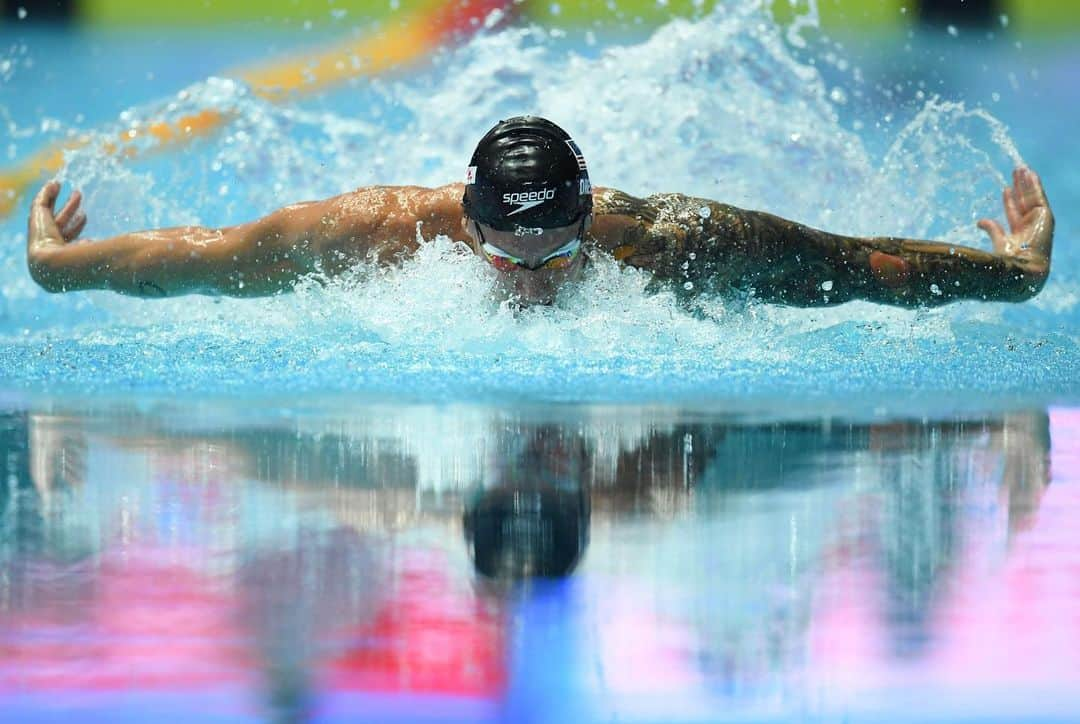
[0,1,1077,405]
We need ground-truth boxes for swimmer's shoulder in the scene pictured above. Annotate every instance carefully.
[589,187,652,255]
[587,187,748,282]
[301,184,467,269]
[328,183,466,243]
[588,187,674,263]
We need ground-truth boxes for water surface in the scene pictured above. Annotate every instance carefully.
[1,399,1077,721]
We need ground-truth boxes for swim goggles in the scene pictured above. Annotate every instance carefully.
[475,218,585,272]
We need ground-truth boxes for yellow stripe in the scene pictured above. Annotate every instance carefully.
[238,11,442,100]
[80,0,436,27]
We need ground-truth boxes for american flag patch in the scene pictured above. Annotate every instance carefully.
[566,139,588,171]
[465,166,477,185]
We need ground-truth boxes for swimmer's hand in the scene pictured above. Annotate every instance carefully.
[26,181,89,291]
[977,166,1054,283]
[28,181,86,253]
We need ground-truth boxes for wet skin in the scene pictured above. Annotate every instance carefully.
[26,167,1053,307]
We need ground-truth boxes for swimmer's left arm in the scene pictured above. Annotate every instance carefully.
[620,167,1053,307]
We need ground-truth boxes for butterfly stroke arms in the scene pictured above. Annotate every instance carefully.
[27,167,1052,306]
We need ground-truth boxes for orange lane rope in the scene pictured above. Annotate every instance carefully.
[0,0,514,219]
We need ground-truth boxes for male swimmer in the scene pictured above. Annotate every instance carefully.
[26,116,1054,307]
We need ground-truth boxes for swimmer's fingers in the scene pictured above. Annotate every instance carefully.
[977,218,1008,254]
[1016,167,1050,213]
[62,211,87,242]
[1003,185,1022,233]
[32,181,61,214]
[29,181,65,248]
[54,189,81,229]
[1012,168,1055,255]
[54,190,86,242]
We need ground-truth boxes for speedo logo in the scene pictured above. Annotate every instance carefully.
[503,187,556,216]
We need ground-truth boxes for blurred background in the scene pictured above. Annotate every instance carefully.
[3,0,1079,223]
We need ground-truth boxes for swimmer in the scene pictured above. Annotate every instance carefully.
[26,116,1054,307]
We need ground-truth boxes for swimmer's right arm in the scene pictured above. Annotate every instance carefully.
[26,183,449,297]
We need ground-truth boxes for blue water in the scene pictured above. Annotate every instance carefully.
[0,2,1077,408]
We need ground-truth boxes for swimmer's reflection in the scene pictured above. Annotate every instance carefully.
[462,422,592,580]
[464,481,590,580]
[1,409,1057,672]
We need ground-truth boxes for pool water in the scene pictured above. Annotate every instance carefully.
[1,401,1078,722]
[1,1,1080,720]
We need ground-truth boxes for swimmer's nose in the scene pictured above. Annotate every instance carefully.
[511,273,557,305]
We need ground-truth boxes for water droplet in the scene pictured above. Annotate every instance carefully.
[330,8,347,19]
[698,206,711,219]
[930,284,942,295]
[947,25,959,37]
[829,87,847,104]
[550,3,561,16]
[683,281,693,291]
[1000,14,1010,28]
[821,280,834,291]
[17,7,27,19]
[218,184,230,196]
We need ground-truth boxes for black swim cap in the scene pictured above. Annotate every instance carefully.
[462,116,592,232]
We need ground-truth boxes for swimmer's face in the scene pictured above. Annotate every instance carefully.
[463,216,589,306]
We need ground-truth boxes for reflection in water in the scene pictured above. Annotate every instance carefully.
[464,482,590,580]
[0,403,1074,721]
